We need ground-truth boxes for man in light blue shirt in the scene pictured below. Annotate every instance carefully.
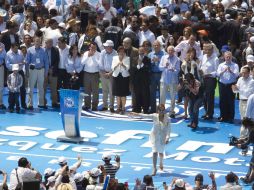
[99,40,117,112]
[217,51,239,122]
[148,41,165,113]
[6,43,27,109]
[159,46,181,118]
[26,36,49,110]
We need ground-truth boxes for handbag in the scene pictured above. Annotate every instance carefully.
[15,168,22,190]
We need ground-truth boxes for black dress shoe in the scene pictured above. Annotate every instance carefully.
[82,106,90,111]
[92,107,98,111]
[218,117,226,122]
[21,105,27,109]
[110,108,115,113]
[52,103,60,108]
[38,105,48,109]
[204,116,213,120]
[16,109,20,113]
[0,104,6,109]
[100,107,108,111]
[9,109,14,113]
[169,113,175,118]
[201,115,207,119]
[27,106,34,110]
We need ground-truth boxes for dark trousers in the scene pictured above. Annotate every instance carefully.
[133,83,150,113]
[19,70,26,108]
[219,82,235,120]
[8,70,26,108]
[203,77,217,117]
[188,97,203,125]
[57,69,69,89]
[149,72,161,113]
[8,92,20,110]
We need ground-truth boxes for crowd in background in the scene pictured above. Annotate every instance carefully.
[0,0,254,189]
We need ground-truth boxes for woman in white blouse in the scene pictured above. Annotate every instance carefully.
[112,46,130,114]
[66,45,83,90]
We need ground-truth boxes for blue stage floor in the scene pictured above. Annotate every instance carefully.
[0,90,252,189]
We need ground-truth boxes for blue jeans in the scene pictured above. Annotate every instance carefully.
[188,97,203,125]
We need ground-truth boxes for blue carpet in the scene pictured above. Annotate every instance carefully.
[0,89,252,189]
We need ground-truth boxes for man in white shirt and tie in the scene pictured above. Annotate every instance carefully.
[81,42,101,111]
[57,37,70,89]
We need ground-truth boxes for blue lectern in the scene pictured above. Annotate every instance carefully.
[57,89,85,143]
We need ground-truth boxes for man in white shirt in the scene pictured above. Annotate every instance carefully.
[57,37,70,89]
[9,157,41,190]
[232,66,254,137]
[99,40,117,112]
[138,19,155,46]
[175,34,202,62]
[200,43,219,120]
[81,42,101,111]
[101,0,117,22]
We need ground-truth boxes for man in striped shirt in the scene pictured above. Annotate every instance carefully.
[101,153,120,179]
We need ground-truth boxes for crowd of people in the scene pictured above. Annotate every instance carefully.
[0,0,254,189]
[0,154,250,190]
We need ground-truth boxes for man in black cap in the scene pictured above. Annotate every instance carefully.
[193,173,216,190]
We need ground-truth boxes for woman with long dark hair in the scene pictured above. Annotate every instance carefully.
[66,44,83,90]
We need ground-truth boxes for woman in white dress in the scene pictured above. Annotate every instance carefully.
[150,104,171,176]
[133,104,171,176]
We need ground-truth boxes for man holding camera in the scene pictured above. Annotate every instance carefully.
[9,157,41,190]
[26,36,49,110]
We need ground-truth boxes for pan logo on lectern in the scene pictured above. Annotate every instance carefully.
[64,97,75,108]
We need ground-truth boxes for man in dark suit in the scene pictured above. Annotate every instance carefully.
[0,21,19,52]
[123,37,139,111]
[132,46,151,113]
[44,38,60,108]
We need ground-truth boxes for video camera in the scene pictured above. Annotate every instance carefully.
[229,136,248,149]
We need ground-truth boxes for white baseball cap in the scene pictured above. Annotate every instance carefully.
[102,153,111,161]
[12,64,19,71]
[90,168,101,177]
[175,178,185,188]
[103,40,114,47]
[58,22,66,29]
[74,173,83,182]
[44,168,55,176]
[247,55,254,62]
[58,156,67,165]
[46,176,56,186]
[160,9,168,15]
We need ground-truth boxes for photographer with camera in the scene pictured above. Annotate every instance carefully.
[233,117,254,184]
[9,157,42,190]
[178,73,203,129]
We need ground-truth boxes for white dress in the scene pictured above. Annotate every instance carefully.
[149,113,171,153]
